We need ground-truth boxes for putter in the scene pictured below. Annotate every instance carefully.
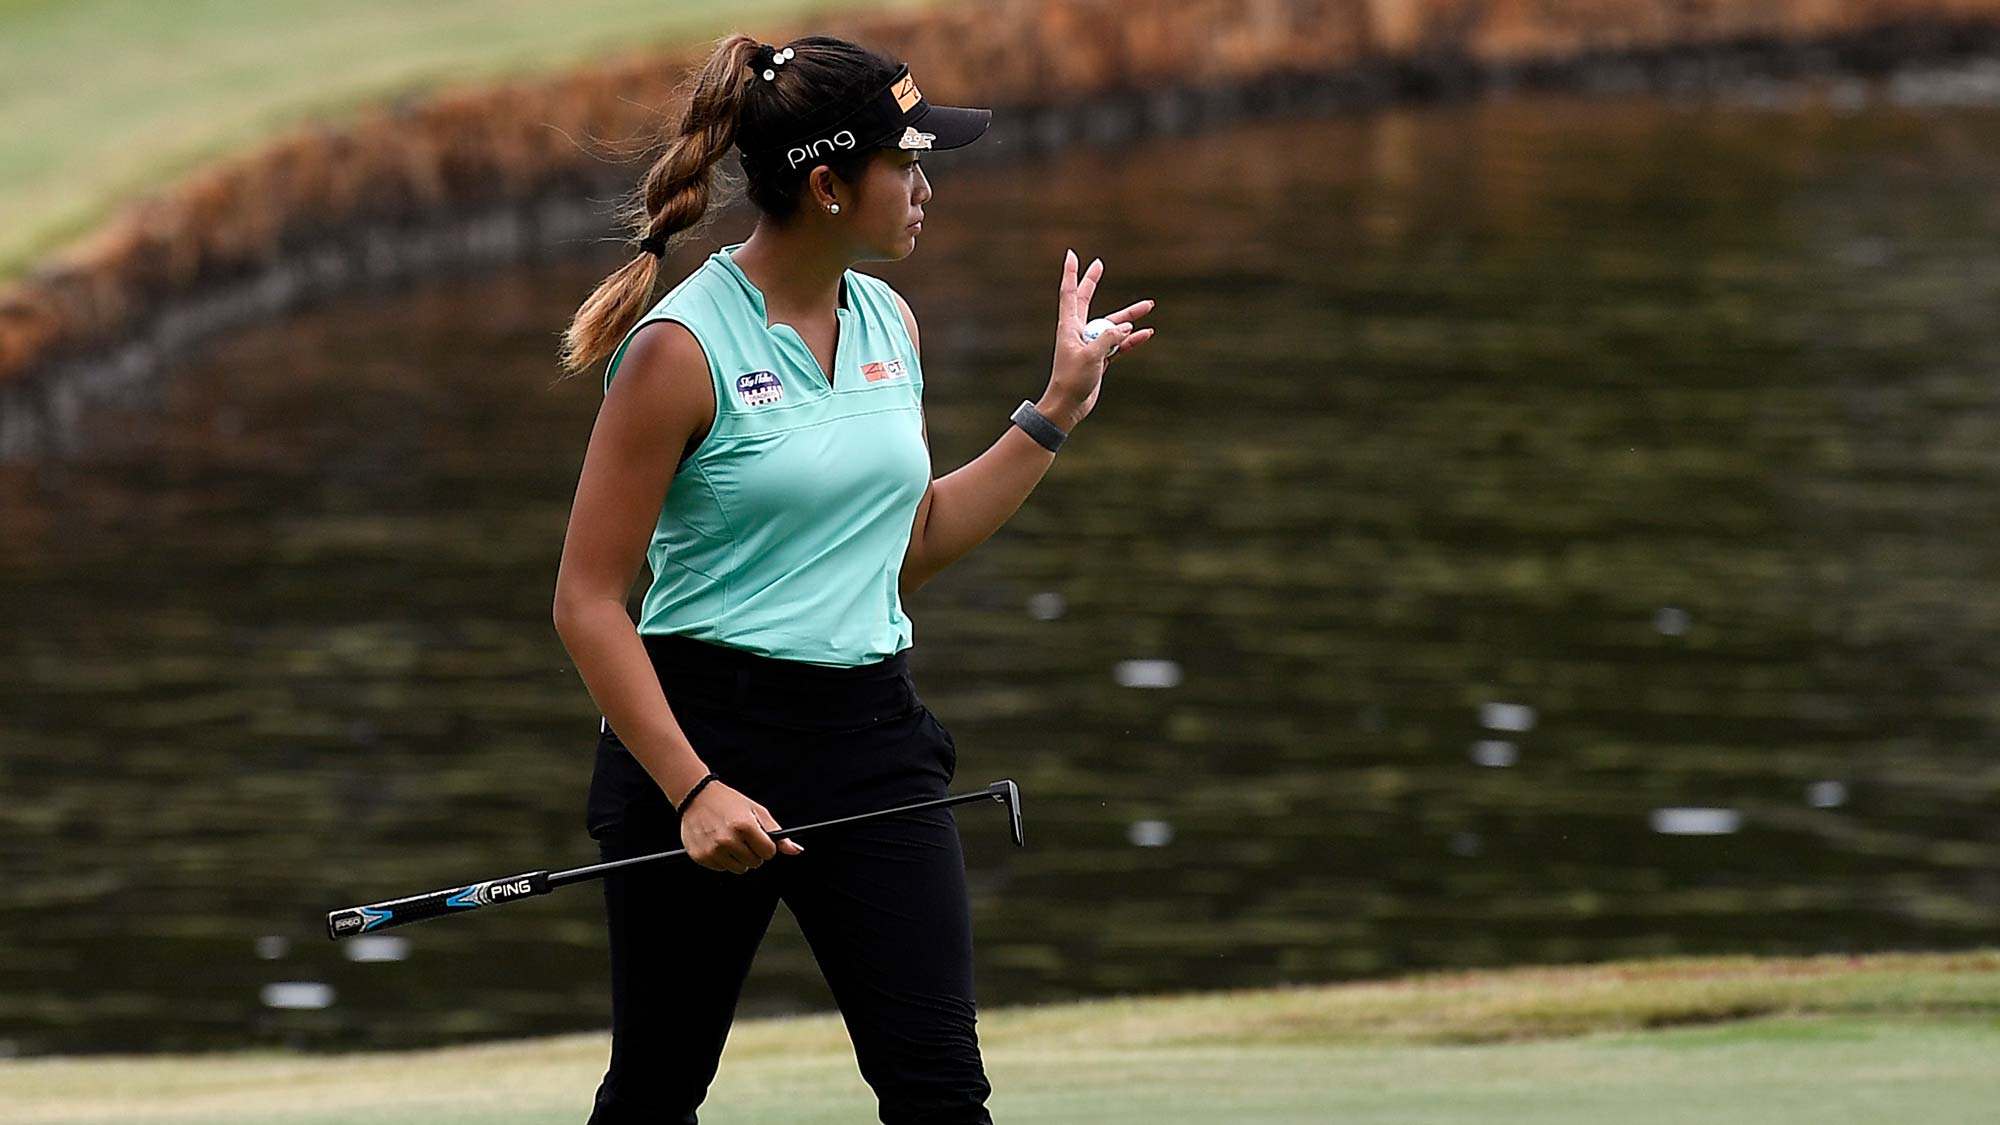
[327,779,1024,940]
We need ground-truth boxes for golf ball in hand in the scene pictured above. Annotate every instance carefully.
[1080,317,1118,343]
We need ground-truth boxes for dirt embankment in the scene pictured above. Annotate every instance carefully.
[2,0,1996,442]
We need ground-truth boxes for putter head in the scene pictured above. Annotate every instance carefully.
[986,779,1024,847]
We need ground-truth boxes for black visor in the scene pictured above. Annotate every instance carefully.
[738,64,991,175]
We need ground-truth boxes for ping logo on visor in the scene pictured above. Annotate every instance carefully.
[787,131,858,169]
[744,64,970,172]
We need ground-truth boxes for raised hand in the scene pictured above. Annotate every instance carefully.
[1044,249,1156,429]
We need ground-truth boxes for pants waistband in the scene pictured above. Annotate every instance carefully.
[638,632,918,730]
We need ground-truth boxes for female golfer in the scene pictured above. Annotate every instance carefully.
[550,33,1154,1123]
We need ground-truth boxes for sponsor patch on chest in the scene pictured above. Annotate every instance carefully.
[861,358,908,383]
[735,370,784,406]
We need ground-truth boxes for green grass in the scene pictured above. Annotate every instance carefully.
[0,0,938,280]
[6,951,1999,1123]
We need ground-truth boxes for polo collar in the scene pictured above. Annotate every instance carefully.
[713,242,850,324]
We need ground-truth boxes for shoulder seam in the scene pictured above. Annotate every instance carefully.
[602,259,720,391]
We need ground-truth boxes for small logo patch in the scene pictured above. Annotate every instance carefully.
[862,358,908,383]
[892,74,922,113]
[897,126,935,151]
[735,370,784,406]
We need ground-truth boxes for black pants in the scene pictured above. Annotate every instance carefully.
[584,633,992,1124]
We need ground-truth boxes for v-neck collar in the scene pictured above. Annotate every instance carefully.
[715,241,851,390]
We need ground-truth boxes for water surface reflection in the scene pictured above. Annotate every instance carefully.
[3,93,1998,1055]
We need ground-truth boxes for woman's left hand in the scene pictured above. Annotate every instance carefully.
[1041,250,1156,430]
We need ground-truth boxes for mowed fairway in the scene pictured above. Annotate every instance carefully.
[0,0,937,278]
[8,952,1998,1123]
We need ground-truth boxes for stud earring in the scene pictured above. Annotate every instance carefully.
[828,203,841,214]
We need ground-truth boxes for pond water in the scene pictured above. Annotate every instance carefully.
[3,87,1999,1056]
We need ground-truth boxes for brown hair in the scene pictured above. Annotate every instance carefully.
[557,34,902,379]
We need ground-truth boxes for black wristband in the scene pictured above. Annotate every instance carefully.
[1010,399,1068,452]
[675,772,720,814]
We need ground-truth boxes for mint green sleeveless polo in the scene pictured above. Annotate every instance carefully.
[600,242,930,667]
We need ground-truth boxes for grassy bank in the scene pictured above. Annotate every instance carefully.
[7,950,1998,1123]
[0,0,934,280]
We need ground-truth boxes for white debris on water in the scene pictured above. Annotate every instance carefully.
[1470,740,1519,768]
[1479,702,1536,732]
[1114,659,1182,689]
[261,982,336,1010]
[1826,79,1869,113]
[1026,591,1067,621]
[1127,819,1174,847]
[1654,606,1690,636]
[1650,808,1743,835]
[1807,780,1848,809]
[342,935,412,963]
[254,935,289,960]
[1887,60,2000,108]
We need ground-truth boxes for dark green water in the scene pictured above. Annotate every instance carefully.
[4,92,1999,1056]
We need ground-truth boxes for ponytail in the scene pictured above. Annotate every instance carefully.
[556,34,904,381]
[556,34,762,379]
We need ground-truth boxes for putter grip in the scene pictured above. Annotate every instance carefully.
[326,870,550,940]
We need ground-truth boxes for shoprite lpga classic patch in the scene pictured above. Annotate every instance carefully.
[735,370,784,406]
